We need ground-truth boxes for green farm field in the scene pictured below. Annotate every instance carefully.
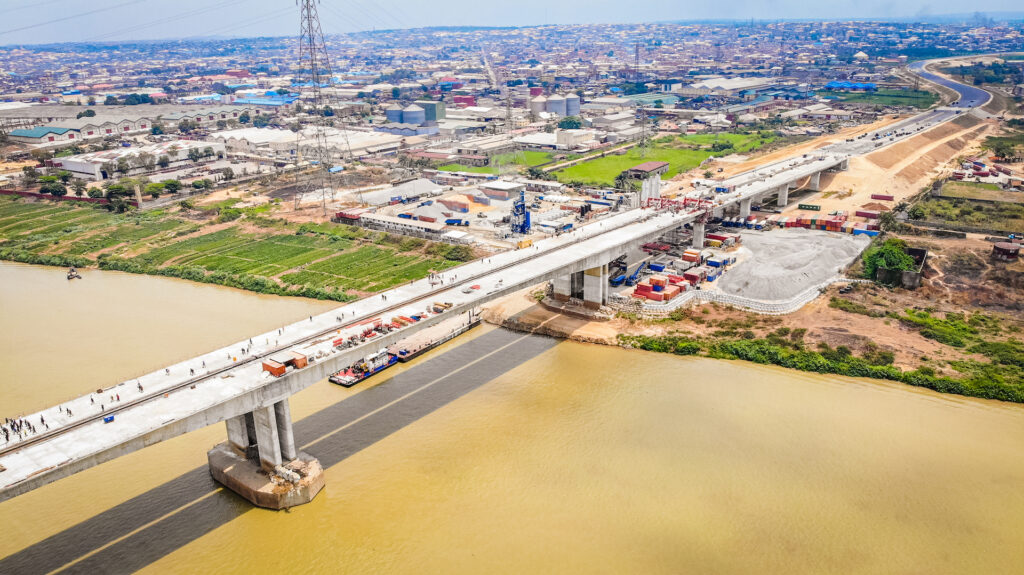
[0,197,470,301]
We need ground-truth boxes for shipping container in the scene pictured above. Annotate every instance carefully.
[870,194,894,201]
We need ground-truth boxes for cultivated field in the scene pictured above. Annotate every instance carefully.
[0,197,464,300]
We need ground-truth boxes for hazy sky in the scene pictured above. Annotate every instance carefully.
[0,0,1020,46]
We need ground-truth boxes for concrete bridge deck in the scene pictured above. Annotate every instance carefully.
[0,58,988,503]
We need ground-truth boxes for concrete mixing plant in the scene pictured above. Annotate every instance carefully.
[510,191,531,234]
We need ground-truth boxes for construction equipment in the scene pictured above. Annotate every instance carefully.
[625,262,648,287]
[510,190,531,235]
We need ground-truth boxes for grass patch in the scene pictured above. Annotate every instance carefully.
[439,151,553,174]
[817,89,938,109]
[554,146,710,186]
[915,197,1024,232]
[620,333,1023,403]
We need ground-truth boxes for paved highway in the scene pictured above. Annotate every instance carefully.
[909,59,992,108]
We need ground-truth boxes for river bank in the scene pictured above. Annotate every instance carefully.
[482,273,1024,403]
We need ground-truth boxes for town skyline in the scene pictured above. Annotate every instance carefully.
[3,0,1024,46]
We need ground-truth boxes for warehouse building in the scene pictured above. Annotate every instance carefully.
[54,140,226,181]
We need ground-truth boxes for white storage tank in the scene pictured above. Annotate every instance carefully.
[565,93,581,116]
[529,95,547,115]
[546,94,566,116]
[385,103,403,123]
[401,104,425,126]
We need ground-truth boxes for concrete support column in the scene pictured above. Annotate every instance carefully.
[691,222,705,248]
[582,265,608,310]
[739,198,752,219]
[274,399,297,461]
[809,171,821,192]
[552,274,571,302]
[840,158,849,171]
[225,415,250,452]
[252,405,282,471]
[776,184,789,208]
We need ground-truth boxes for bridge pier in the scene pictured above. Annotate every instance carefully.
[809,171,821,192]
[839,158,849,171]
[209,398,324,510]
[582,265,608,309]
[691,222,705,248]
[776,184,789,208]
[551,274,572,302]
[739,198,752,219]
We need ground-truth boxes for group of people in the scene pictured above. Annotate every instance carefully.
[3,411,55,444]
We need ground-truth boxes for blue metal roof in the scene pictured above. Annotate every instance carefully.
[10,126,73,138]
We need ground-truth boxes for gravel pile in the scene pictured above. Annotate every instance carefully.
[716,229,871,302]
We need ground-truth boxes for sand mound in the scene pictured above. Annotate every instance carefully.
[716,229,871,302]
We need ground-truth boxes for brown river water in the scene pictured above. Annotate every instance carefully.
[1,261,1023,574]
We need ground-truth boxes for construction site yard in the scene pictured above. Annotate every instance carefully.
[714,229,871,302]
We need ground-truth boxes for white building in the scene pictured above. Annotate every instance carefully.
[54,140,227,180]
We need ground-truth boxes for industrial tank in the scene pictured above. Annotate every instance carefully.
[529,95,547,115]
[401,104,426,126]
[385,104,403,123]
[546,94,566,116]
[565,93,581,116]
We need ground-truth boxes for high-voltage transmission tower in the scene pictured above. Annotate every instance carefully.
[295,0,336,215]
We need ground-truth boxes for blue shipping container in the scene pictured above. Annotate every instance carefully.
[649,263,666,272]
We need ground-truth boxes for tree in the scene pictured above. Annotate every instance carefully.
[216,120,227,130]
[163,180,182,193]
[105,183,130,198]
[87,188,104,199]
[252,114,272,128]
[21,166,39,186]
[157,155,170,169]
[104,95,118,105]
[322,105,334,117]
[908,205,926,220]
[238,111,251,124]
[187,148,202,163]
[191,179,207,190]
[992,141,1016,160]
[178,119,196,133]
[557,116,582,130]
[221,167,234,181]
[40,182,67,197]
[150,124,165,135]
[87,96,96,106]
[703,170,714,179]
[202,146,214,158]
[76,109,96,119]
[71,179,87,197]
[144,182,164,198]
[391,87,401,99]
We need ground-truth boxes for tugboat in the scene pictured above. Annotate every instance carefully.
[66,267,82,280]
[328,351,397,387]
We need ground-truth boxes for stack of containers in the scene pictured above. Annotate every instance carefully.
[634,282,653,298]
[663,284,681,300]
[682,249,702,264]
[650,276,668,292]
[706,238,723,248]
[667,274,685,285]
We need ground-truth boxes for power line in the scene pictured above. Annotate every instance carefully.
[0,0,147,37]
[82,0,248,43]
